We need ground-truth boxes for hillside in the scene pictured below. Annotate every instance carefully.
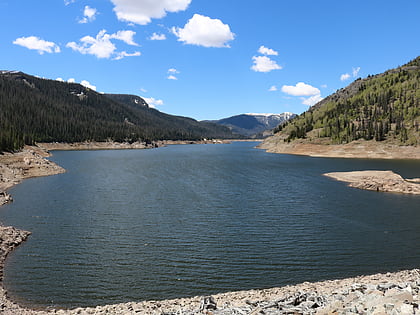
[104,94,149,109]
[271,56,420,146]
[208,113,295,138]
[0,71,234,152]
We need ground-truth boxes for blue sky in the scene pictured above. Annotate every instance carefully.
[1,0,419,120]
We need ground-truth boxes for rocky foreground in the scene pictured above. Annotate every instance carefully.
[324,170,420,195]
[0,262,419,314]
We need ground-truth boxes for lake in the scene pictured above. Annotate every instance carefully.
[2,142,420,309]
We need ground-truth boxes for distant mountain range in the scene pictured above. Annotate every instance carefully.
[207,113,296,138]
[0,71,235,152]
[270,56,420,145]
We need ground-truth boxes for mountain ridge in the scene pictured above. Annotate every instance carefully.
[0,71,235,152]
[207,112,296,138]
[269,56,420,146]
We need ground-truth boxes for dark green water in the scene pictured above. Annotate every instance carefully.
[1,142,420,308]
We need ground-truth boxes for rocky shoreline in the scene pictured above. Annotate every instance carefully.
[324,170,420,195]
[0,144,419,314]
[258,138,420,160]
[37,139,231,151]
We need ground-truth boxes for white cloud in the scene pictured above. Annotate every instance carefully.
[302,94,323,106]
[143,97,164,108]
[340,73,351,81]
[64,0,75,5]
[80,80,97,91]
[67,30,115,58]
[258,45,278,56]
[269,85,278,91]
[340,67,361,81]
[149,32,167,40]
[79,6,98,23]
[281,82,320,96]
[113,51,141,60]
[140,88,147,93]
[251,56,281,72]
[111,0,191,25]
[67,78,76,83]
[352,66,361,77]
[110,30,138,46]
[172,14,235,48]
[66,29,140,59]
[13,36,61,54]
[56,77,64,82]
[167,68,179,80]
[321,84,328,88]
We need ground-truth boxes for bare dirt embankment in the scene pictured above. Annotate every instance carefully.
[324,170,420,195]
[0,145,419,314]
[38,139,231,151]
[258,138,420,160]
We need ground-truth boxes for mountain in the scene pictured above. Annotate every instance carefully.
[0,71,235,152]
[270,56,420,145]
[208,113,296,138]
[104,94,149,109]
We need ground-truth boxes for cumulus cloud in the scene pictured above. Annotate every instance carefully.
[258,45,278,56]
[110,30,139,46]
[66,29,140,59]
[340,73,351,81]
[56,77,64,82]
[167,75,178,80]
[281,82,323,106]
[172,14,235,48]
[301,94,323,106]
[79,6,98,23]
[81,80,97,91]
[67,78,76,83]
[281,82,320,96]
[269,85,278,92]
[111,0,191,25]
[168,68,179,74]
[251,56,281,72]
[13,36,61,54]
[64,0,75,5]
[143,97,164,108]
[149,32,166,40]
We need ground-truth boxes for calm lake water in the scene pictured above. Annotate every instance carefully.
[2,142,420,308]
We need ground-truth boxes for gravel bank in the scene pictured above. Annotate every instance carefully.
[324,170,420,195]
[258,138,420,160]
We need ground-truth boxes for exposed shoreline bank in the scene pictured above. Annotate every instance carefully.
[37,139,232,151]
[258,138,420,160]
[324,170,420,195]
[0,144,419,314]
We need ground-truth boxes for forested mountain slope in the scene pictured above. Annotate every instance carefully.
[0,71,234,152]
[273,56,420,145]
[208,113,296,138]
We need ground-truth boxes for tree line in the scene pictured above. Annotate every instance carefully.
[276,56,420,145]
[0,72,234,152]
